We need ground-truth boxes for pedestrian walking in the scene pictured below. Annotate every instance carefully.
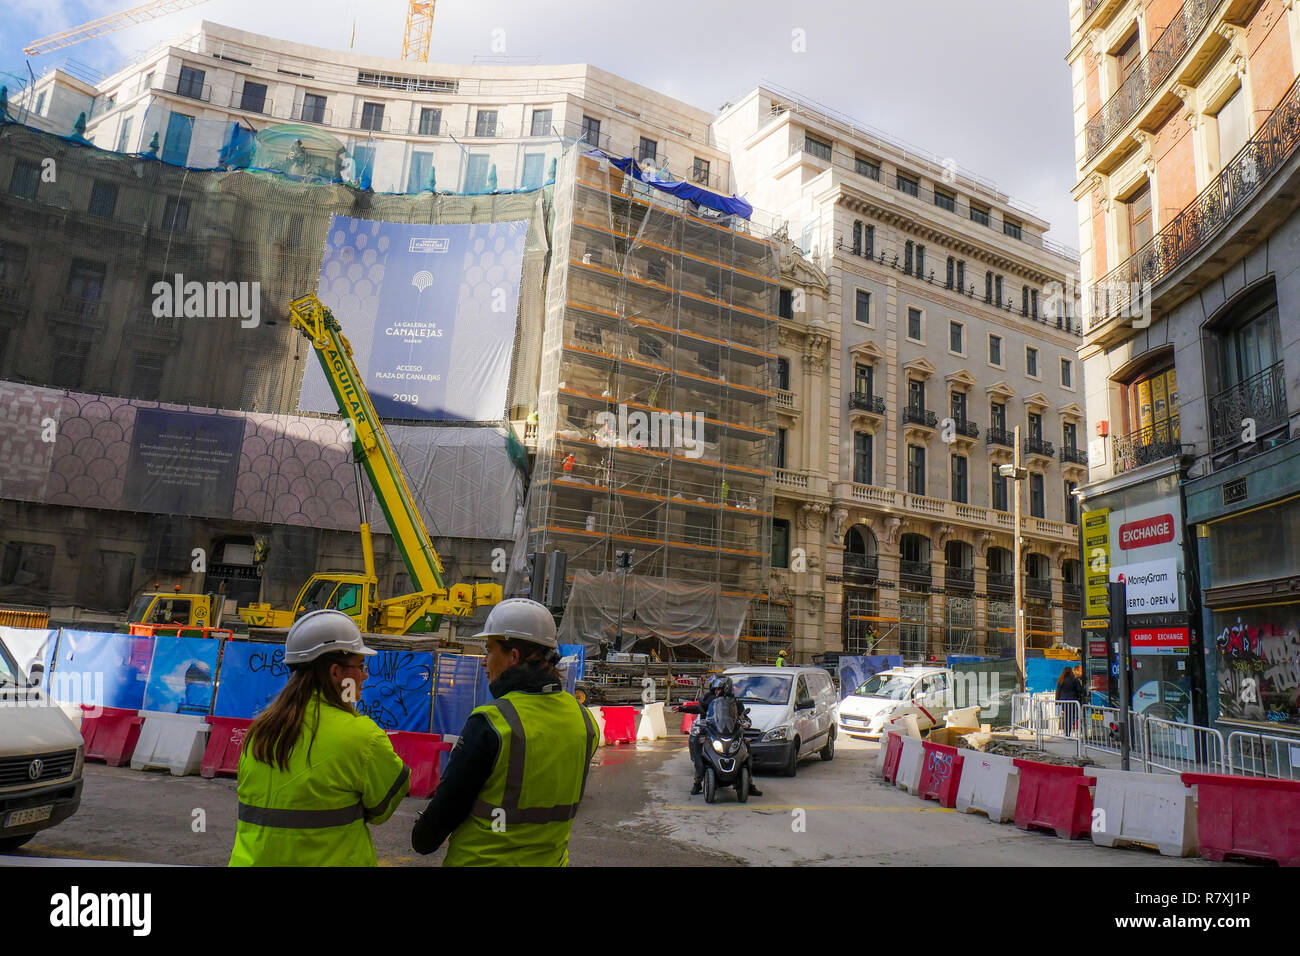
[411,598,600,866]
[1055,665,1085,736]
[230,610,410,866]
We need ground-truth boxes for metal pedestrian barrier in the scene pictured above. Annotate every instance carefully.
[1227,730,1300,780]
[1031,698,1082,756]
[1081,706,1145,759]
[1142,716,1227,775]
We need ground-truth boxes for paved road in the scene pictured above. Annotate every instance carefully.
[4,734,1224,867]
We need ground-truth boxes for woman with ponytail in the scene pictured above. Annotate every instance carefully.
[412,598,600,866]
[230,610,410,866]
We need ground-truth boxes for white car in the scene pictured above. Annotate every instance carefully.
[836,666,954,740]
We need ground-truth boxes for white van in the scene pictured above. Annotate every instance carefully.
[0,633,84,852]
[723,666,838,776]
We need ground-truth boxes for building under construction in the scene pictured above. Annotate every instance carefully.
[528,150,780,661]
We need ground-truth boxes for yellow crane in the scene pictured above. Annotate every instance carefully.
[401,1,437,62]
[24,0,216,57]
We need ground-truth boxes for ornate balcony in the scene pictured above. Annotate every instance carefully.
[850,392,885,415]
[1026,577,1053,599]
[1084,0,1217,161]
[1025,436,1055,460]
[945,566,975,590]
[902,406,938,429]
[1209,362,1288,454]
[1113,414,1182,476]
[1063,583,1083,604]
[1060,446,1089,465]
[1089,73,1300,331]
[900,559,932,582]
[987,572,1015,594]
[844,552,879,582]
[986,427,1014,449]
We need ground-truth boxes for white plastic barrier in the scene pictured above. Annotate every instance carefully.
[953,748,1020,823]
[875,734,892,777]
[129,712,209,776]
[587,706,606,748]
[637,701,668,741]
[1088,767,1198,857]
[895,734,926,793]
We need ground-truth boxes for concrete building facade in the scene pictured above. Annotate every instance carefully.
[1067,0,1300,737]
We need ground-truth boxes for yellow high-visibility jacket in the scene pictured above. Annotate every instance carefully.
[230,693,410,867]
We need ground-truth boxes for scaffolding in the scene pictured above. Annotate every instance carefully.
[528,149,779,657]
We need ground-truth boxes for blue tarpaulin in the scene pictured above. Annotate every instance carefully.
[585,148,753,220]
[835,655,903,700]
[558,643,586,695]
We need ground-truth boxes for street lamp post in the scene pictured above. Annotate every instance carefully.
[999,427,1029,692]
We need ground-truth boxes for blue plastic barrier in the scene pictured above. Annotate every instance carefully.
[142,636,221,715]
[212,641,289,719]
[837,655,904,700]
[356,649,434,732]
[431,653,493,736]
[49,630,152,710]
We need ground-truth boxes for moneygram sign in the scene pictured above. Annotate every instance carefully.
[1109,557,1181,614]
[1118,514,1175,551]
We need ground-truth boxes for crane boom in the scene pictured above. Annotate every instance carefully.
[288,294,446,597]
[24,0,215,57]
[401,1,437,62]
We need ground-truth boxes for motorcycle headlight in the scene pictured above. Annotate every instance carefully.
[763,726,789,742]
[712,739,726,754]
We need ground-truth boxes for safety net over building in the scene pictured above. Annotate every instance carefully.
[526,149,780,659]
[0,120,544,621]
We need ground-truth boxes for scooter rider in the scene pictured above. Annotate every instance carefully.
[687,675,761,797]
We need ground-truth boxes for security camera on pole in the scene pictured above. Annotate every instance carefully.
[999,426,1029,692]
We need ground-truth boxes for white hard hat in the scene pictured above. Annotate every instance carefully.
[473,598,558,650]
[283,609,376,665]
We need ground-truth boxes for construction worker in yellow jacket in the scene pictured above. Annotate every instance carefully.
[411,598,599,866]
[230,610,410,867]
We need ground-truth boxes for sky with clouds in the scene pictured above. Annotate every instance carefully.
[2,0,1079,244]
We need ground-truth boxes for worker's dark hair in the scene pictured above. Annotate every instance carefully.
[244,651,358,772]
[500,638,564,685]
[1056,666,1076,691]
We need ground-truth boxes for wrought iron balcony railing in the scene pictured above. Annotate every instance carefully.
[952,418,980,439]
[900,559,932,580]
[902,406,938,429]
[1112,414,1182,476]
[1025,437,1055,458]
[986,427,1014,449]
[1026,578,1053,598]
[1209,362,1288,453]
[850,392,886,414]
[1060,446,1089,465]
[1063,582,1083,603]
[1085,0,1218,161]
[845,552,879,580]
[1089,72,1300,330]
[987,572,1015,592]
[945,567,975,589]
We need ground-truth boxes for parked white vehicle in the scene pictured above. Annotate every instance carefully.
[722,666,838,776]
[837,666,954,740]
[0,633,85,852]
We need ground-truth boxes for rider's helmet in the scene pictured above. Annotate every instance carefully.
[708,675,733,696]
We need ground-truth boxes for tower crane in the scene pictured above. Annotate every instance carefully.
[401,1,437,62]
[23,0,216,57]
